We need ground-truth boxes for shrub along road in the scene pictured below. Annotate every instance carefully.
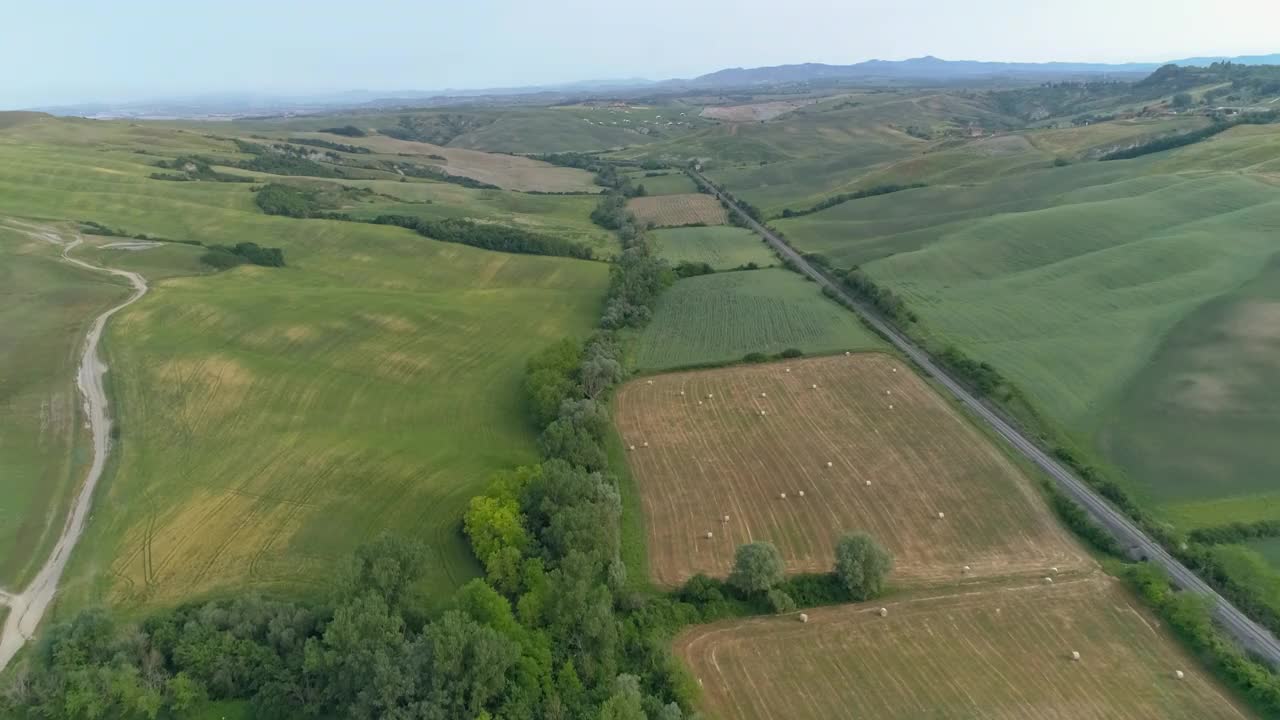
[0,223,148,672]
[691,169,1280,668]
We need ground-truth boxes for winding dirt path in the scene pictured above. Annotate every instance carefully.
[0,225,148,671]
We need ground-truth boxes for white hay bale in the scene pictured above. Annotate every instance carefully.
[798,490,806,498]
[845,351,851,356]
[1175,670,1185,680]
[892,368,897,373]
[698,400,704,406]
[706,393,714,399]
[628,445,636,451]
[885,390,891,395]
[760,392,767,398]
[785,368,791,373]
[1051,567,1059,574]
[722,514,730,522]
[760,410,767,416]
[962,565,971,573]
[798,613,809,623]
[705,531,713,539]
[888,404,894,410]
[1044,576,1054,584]
[779,492,787,499]
[937,512,945,519]
[1070,651,1081,662]
[865,480,872,487]
[646,380,653,385]
[679,390,685,396]
[811,384,818,389]
[643,441,649,448]
[878,607,888,617]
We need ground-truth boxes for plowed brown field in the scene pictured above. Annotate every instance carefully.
[675,575,1251,720]
[613,354,1085,587]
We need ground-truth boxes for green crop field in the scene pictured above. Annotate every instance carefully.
[631,171,700,195]
[651,226,775,270]
[0,115,609,615]
[0,225,131,589]
[635,268,884,369]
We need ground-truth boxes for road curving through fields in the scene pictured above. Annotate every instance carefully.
[0,226,148,671]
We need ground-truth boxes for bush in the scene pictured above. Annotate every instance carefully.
[765,589,796,614]
[743,352,769,363]
[779,348,803,358]
[320,125,367,137]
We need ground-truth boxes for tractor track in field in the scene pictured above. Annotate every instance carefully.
[0,223,148,672]
[689,170,1280,668]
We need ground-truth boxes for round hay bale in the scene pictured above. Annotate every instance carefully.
[646,380,653,385]
[722,514,730,522]
[826,461,834,468]
[760,409,767,416]
[779,492,787,499]
[878,607,888,617]
[937,512,945,519]
[628,445,636,451]
[798,613,809,623]
[798,490,806,497]
[1175,670,1185,680]
[1070,651,1081,661]
[705,531,713,539]
[1051,567,1059,574]
[892,368,897,372]
[642,441,649,447]
[706,393,714,399]
[811,384,818,389]
[785,368,791,373]
[698,400,704,406]
[962,565,971,573]
[888,404,894,410]
[679,390,686,396]
[885,390,891,395]
[865,480,872,486]
[1044,576,1054,584]
[845,351,851,356]
[760,392,767,398]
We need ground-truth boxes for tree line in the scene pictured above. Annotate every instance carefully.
[778,184,927,219]
[370,215,595,260]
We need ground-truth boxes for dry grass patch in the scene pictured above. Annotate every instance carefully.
[614,354,1085,587]
[676,575,1252,720]
[627,194,729,228]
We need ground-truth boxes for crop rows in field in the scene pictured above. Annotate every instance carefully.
[634,269,883,370]
[614,354,1085,587]
[627,193,728,227]
[652,226,775,270]
[676,576,1251,720]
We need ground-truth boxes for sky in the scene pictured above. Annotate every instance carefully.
[3,0,1278,108]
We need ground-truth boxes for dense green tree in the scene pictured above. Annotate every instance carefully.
[729,542,785,595]
[834,533,893,601]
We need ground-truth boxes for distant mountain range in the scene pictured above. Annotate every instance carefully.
[27,53,1280,119]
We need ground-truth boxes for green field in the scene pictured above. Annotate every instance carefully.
[631,171,700,195]
[635,268,884,369]
[0,116,609,614]
[651,226,776,270]
[0,225,130,589]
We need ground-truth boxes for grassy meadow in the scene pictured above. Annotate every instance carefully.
[0,115,609,614]
[635,268,884,369]
[0,225,131,589]
[651,226,775,270]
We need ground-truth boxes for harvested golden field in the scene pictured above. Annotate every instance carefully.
[613,354,1085,587]
[627,193,729,228]
[282,132,600,192]
[699,99,819,123]
[675,575,1252,720]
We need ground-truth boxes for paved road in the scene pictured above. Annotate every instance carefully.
[0,224,149,672]
[690,171,1280,667]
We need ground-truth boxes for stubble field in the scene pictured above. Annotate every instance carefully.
[676,575,1252,720]
[627,193,729,227]
[613,354,1086,587]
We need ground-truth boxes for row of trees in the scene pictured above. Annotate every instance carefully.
[370,215,595,260]
[778,184,926,219]
[201,241,286,269]
[726,535,892,612]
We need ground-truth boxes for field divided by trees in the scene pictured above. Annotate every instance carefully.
[628,193,729,227]
[634,269,884,369]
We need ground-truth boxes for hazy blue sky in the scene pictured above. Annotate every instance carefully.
[3,0,1277,108]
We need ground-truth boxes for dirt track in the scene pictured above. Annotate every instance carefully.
[0,224,147,671]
